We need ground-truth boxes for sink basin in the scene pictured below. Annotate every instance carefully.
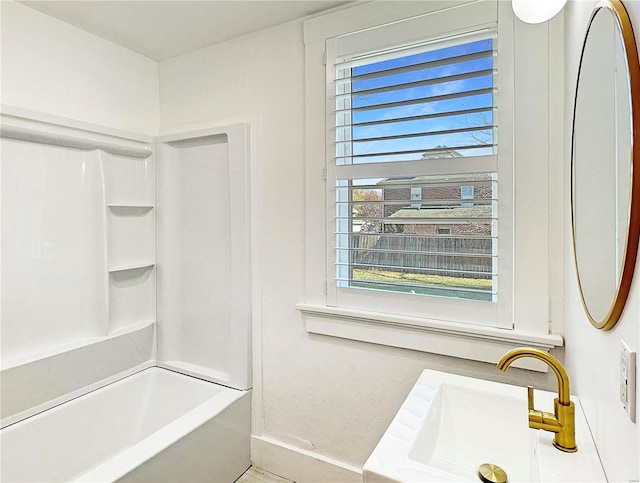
[363,370,606,482]
[409,382,538,481]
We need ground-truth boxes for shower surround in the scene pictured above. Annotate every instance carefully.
[0,106,252,482]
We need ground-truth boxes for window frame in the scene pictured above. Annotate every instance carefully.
[326,26,506,329]
[300,0,564,369]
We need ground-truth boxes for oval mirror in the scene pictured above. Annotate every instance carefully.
[571,0,640,330]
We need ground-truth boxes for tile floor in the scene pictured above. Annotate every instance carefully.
[236,466,294,483]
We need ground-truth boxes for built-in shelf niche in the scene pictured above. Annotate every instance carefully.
[107,206,155,270]
[102,150,156,336]
[104,153,154,206]
[108,265,156,334]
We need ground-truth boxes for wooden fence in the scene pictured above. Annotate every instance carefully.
[351,234,493,279]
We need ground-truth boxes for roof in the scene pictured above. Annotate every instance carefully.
[420,145,464,159]
[385,206,492,223]
[376,172,493,186]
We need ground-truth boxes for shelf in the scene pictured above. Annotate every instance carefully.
[109,263,154,273]
[108,204,154,210]
[108,319,156,337]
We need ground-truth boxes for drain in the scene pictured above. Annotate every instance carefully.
[478,463,508,483]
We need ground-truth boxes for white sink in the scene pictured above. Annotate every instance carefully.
[363,370,606,482]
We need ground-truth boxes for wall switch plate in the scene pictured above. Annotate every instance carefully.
[620,339,636,423]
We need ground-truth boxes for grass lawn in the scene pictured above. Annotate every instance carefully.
[352,268,493,301]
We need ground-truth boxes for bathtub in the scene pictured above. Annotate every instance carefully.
[0,367,251,482]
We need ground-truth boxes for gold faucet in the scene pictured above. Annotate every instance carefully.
[497,347,577,453]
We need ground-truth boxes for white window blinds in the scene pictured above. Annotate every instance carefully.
[333,30,499,302]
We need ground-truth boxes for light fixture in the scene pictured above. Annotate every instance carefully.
[512,0,567,24]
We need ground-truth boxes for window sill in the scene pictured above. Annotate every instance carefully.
[297,303,563,372]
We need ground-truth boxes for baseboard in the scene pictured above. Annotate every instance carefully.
[251,435,363,483]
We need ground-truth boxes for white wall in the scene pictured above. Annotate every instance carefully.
[563,1,640,482]
[159,13,559,480]
[0,1,158,135]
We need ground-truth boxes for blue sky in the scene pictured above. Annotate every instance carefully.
[337,38,496,163]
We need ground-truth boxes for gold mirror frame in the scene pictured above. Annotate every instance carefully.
[571,0,640,330]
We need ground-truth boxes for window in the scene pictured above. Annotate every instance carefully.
[461,185,475,206]
[410,187,422,209]
[301,0,564,363]
[334,33,498,303]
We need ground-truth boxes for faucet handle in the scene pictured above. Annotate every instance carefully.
[527,386,542,425]
[527,385,552,429]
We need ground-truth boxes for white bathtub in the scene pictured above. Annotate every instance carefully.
[0,367,251,482]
